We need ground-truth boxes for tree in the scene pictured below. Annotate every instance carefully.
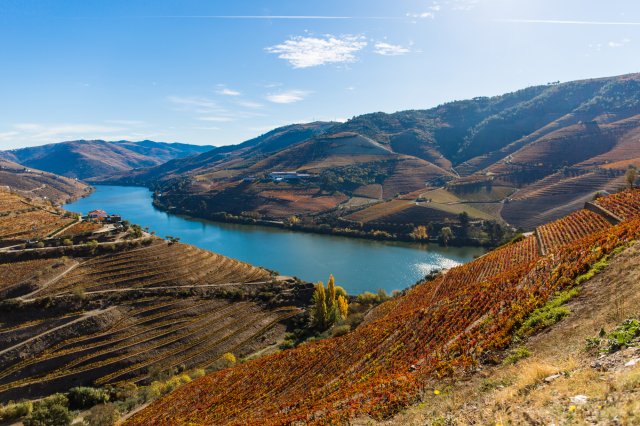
[312,282,328,330]
[311,275,347,330]
[410,226,429,241]
[23,394,72,426]
[325,275,337,323]
[439,227,453,246]
[458,212,470,237]
[337,295,349,320]
[626,167,637,188]
[83,403,119,426]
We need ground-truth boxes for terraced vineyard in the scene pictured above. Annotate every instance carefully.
[0,191,314,403]
[0,296,300,401]
[127,190,640,426]
[0,191,75,241]
[41,241,271,295]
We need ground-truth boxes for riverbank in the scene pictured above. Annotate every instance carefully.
[152,196,501,248]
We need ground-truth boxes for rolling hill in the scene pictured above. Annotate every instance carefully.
[0,159,91,204]
[1,140,213,180]
[99,73,640,232]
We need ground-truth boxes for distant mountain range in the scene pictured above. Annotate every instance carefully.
[96,73,640,231]
[0,140,213,180]
[4,73,640,231]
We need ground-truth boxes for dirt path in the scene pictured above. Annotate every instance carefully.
[19,260,81,299]
[0,307,115,358]
[20,276,293,301]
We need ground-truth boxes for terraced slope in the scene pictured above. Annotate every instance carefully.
[0,297,300,401]
[0,190,76,242]
[0,192,313,402]
[127,190,640,426]
[42,241,271,295]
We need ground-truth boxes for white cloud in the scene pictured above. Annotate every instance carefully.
[266,34,367,68]
[218,88,241,96]
[407,12,434,19]
[449,0,478,11]
[168,96,219,112]
[374,42,411,56]
[0,122,162,146]
[608,38,631,48]
[266,90,311,104]
[235,100,264,109]
[197,116,235,122]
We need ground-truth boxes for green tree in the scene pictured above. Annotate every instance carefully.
[626,167,637,188]
[23,394,72,426]
[458,211,470,237]
[312,282,328,330]
[439,227,453,246]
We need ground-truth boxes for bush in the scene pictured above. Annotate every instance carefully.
[502,346,531,365]
[516,287,580,338]
[69,386,110,409]
[23,394,72,426]
[62,239,73,247]
[0,400,33,422]
[83,403,119,426]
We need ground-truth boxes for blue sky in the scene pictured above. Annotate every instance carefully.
[1,0,639,149]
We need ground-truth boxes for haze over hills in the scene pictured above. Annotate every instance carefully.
[100,73,640,231]
[0,140,213,180]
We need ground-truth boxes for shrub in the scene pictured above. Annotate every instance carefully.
[23,394,72,426]
[62,239,73,247]
[502,346,531,365]
[516,287,580,338]
[83,403,119,426]
[605,318,640,353]
[0,400,33,422]
[69,386,110,409]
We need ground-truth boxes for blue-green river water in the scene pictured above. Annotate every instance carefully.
[66,185,485,294]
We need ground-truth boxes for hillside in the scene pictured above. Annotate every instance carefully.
[0,191,314,403]
[1,140,212,180]
[101,73,640,233]
[125,188,640,425]
[0,160,91,204]
[379,239,640,425]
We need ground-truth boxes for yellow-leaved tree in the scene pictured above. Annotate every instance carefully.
[312,275,348,330]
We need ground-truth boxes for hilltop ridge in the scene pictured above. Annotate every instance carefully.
[98,73,640,234]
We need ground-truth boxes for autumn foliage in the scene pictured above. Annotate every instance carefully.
[126,189,640,426]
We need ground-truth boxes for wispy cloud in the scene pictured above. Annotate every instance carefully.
[168,96,219,112]
[150,15,353,20]
[608,38,632,48]
[266,90,311,104]
[235,100,264,109]
[407,12,435,19]
[217,88,241,96]
[197,116,235,122]
[374,42,410,56]
[0,122,159,146]
[497,19,640,26]
[266,34,367,68]
[449,0,479,11]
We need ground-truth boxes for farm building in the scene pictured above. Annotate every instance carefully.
[88,209,108,220]
[268,171,314,182]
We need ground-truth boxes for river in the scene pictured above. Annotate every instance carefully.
[65,185,485,294]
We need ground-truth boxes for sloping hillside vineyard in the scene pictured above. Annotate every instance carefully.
[127,189,640,425]
[0,191,314,402]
